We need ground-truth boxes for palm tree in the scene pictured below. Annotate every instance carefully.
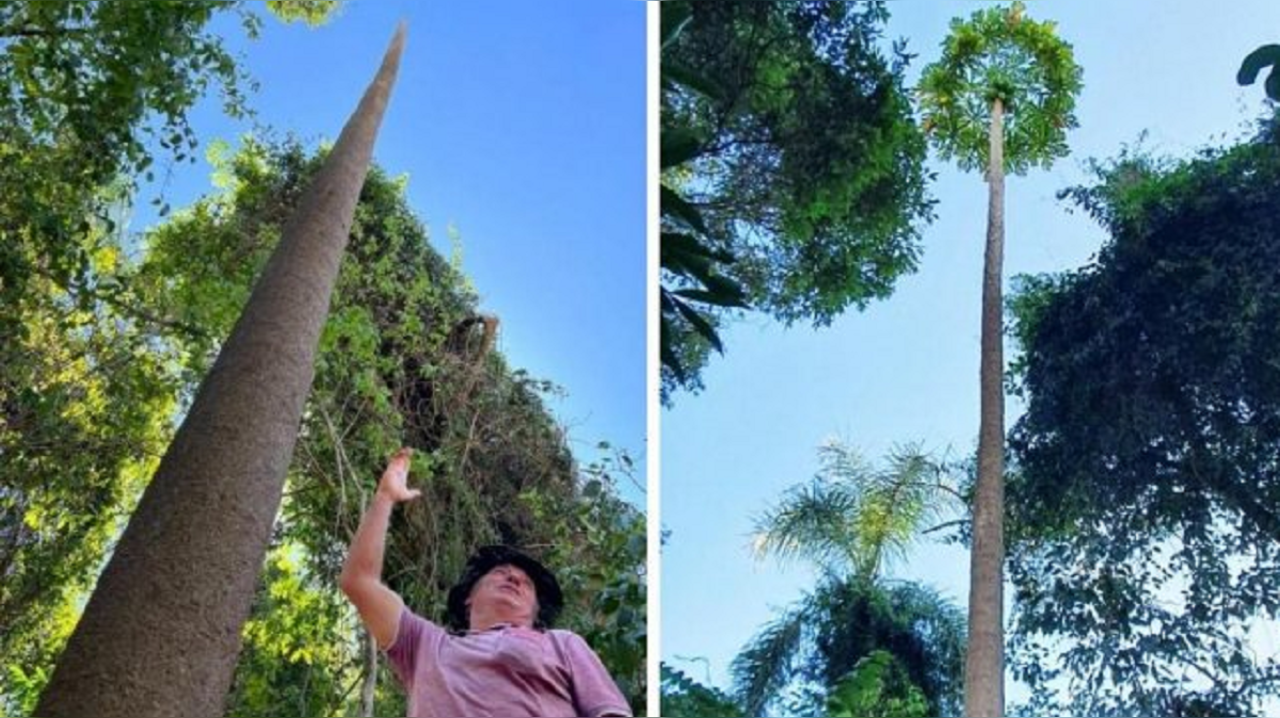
[917,4,1081,715]
[732,442,967,716]
[35,25,406,718]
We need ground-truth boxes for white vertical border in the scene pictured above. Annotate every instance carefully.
[645,0,662,715]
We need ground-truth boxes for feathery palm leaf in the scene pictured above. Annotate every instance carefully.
[730,604,811,717]
[751,441,960,581]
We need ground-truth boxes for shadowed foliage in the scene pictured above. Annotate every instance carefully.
[1006,114,1280,716]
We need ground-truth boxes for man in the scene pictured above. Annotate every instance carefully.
[339,448,632,718]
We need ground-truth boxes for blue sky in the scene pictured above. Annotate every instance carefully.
[129,0,646,502]
[661,0,1280,707]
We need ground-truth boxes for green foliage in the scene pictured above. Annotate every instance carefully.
[732,579,966,717]
[1239,44,1280,101]
[825,650,930,718]
[661,663,745,717]
[918,1,1083,175]
[128,137,642,716]
[733,442,965,716]
[226,546,357,717]
[266,0,342,27]
[658,3,746,390]
[660,0,934,401]
[659,1,748,399]
[1005,115,1280,715]
[751,442,961,581]
[522,449,647,714]
[0,0,337,325]
[0,265,176,711]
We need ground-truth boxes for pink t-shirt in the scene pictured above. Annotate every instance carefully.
[385,607,632,718]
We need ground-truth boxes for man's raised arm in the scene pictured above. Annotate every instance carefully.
[339,447,419,648]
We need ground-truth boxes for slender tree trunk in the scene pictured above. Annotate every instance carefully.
[35,24,406,718]
[360,627,378,717]
[965,97,1006,718]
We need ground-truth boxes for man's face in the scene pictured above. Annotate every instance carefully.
[467,563,538,627]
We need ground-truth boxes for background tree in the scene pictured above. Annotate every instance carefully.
[660,0,934,402]
[0,0,338,323]
[916,4,1081,713]
[729,442,966,716]
[34,26,404,718]
[1004,114,1280,716]
[1,4,339,712]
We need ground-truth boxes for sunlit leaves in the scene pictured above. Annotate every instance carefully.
[0,0,338,318]
[751,442,961,581]
[918,1,1082,176]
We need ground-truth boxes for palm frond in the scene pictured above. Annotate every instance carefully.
[730,601,812,716]
[750,473,863,574]
[753,441,962,580]
[855,444,962,576]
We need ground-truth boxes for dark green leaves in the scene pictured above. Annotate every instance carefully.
[661,664,745,717]
[1005,118,1280,715]
[1238,44,1280,101]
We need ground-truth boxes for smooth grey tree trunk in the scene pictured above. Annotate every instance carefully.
[35,24,406,718]
[965,97,1006,718]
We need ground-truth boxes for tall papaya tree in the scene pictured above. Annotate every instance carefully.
[917,4,1081,715]
[35,24,405,718]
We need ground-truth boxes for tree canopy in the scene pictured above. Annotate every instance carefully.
[917,1,1082,177]
[660,0,934,401]
[1005,114,1280,716]
[0,0,337,326]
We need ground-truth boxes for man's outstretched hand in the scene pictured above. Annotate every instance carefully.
[377,447,421,503]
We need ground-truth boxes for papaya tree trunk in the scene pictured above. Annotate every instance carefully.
[965,96,1006,718]
[35,24,406,718]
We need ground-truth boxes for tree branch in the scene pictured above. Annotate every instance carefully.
[0,25,88,39]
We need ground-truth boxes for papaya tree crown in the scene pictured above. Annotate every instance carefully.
[917,1,1083,176]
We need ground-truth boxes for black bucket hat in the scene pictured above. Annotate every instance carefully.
[445,545,563,631]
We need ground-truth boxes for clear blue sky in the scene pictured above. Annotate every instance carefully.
[661,0,1280,707]
[130,0,647,502]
